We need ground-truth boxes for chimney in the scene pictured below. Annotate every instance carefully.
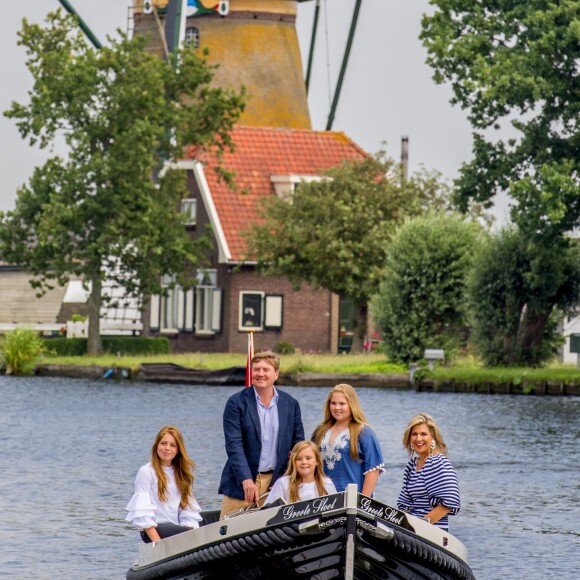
[401,135,409,184]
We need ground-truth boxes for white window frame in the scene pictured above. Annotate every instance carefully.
[195,269,218,335]
[184,26,200,49]
[161,287,179,333]
[181,198,197,226]
[239,291,265,331]
[151,271,221,335]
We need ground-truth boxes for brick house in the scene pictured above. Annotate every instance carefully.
[146,125,368,353]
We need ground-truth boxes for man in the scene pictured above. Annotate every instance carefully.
[218,351,304,517]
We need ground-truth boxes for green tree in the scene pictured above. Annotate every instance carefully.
[372,212,482,363]
[468,228,580,366]
[247,154,471,350]
[0,11,245,354]
[421,1,579,237]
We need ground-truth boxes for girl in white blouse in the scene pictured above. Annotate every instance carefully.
[125,425,202,543]
[265,441,336,505]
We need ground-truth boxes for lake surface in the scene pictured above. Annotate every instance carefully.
[0,376,578,579]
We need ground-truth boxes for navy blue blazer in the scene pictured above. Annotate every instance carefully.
[218,386,305,500]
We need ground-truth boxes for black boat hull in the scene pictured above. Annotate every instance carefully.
[127,486,475,580]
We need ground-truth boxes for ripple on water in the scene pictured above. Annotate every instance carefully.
[0,377,578,579]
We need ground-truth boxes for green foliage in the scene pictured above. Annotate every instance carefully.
[44,336,170,357]
[0,327,46,375]
[372,212,483,362]
[44,351,408,375]
[249,153,478,305]
[275,341,296,355]
[426,362,580,385]
[421,1,579,239]
[246,153,478,349]
[0,10,245,354]
[468,228,580,366]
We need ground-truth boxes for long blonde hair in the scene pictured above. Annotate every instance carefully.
[312,384,368,460]
[402,413,448,457]
[285,441,330,503]
[150,425,196,509]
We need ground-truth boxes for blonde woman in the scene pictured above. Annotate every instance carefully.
[397,413,460,530]
[125,425,202,543]
[265,441,337,505]
[313,384,384,496]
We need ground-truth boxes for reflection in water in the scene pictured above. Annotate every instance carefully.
[0,377,578,579]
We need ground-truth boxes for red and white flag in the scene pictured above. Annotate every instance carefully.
[245,331,255,387]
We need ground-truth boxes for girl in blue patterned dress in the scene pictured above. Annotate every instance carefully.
[397,413,460,530]
[312,384,384,496]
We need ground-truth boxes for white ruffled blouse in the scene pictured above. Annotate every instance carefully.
[125,463,202,530]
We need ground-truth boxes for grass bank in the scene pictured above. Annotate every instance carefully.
[39,352,580,389]
[43,352,407,375]
[424,360,580,385]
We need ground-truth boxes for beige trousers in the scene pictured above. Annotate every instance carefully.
[220,472,273,518]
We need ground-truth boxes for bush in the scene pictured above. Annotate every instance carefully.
[372,212,483,363]
[0,327,46,375]
[276,341,296,355]
[43,336,170,356]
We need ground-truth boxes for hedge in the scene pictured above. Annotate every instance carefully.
[43,336,170,356]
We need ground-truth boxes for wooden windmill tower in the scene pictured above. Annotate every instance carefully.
[132,0,312,129]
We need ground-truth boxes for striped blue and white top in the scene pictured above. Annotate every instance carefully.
[397,453,460,530]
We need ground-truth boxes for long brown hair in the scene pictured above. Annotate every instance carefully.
[285,441,330,503]
[312,384,368,460]
[402,413,448,457]
[150,425,196,509]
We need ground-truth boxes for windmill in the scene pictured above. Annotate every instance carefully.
[57,0,362,129]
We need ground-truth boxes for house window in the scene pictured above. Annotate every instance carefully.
[195,269,221,334]
[239,292,283,331]
[184,27,199,49]
[149,271,221,334]
[157,275,180,332]
[181,198,197,226]
[161,288,179,331]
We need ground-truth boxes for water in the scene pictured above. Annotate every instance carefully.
[0,376,578,579]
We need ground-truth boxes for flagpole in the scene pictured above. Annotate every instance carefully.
[245,331,255,387]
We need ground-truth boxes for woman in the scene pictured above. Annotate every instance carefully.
[397,413,460,530]
[312,384,384,495]
[125,425,202,543]
[265,440,337,505]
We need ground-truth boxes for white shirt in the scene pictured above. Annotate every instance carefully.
[125,463,202,530]
[265,475,337,505]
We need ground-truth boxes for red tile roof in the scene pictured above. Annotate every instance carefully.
[184,126,368,261]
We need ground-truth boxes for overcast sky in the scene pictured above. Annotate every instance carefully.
[0,0,511,222]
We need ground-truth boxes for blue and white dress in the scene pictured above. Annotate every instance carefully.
[397,454,460,530]
[319,425,384,493]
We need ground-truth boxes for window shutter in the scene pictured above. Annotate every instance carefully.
[149,294,160,331]
[264,295,283,329]
[184,289,194,332]
[211,288,222,332]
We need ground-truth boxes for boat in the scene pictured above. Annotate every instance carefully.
[126,484,475,579]
[137,363,246,385]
